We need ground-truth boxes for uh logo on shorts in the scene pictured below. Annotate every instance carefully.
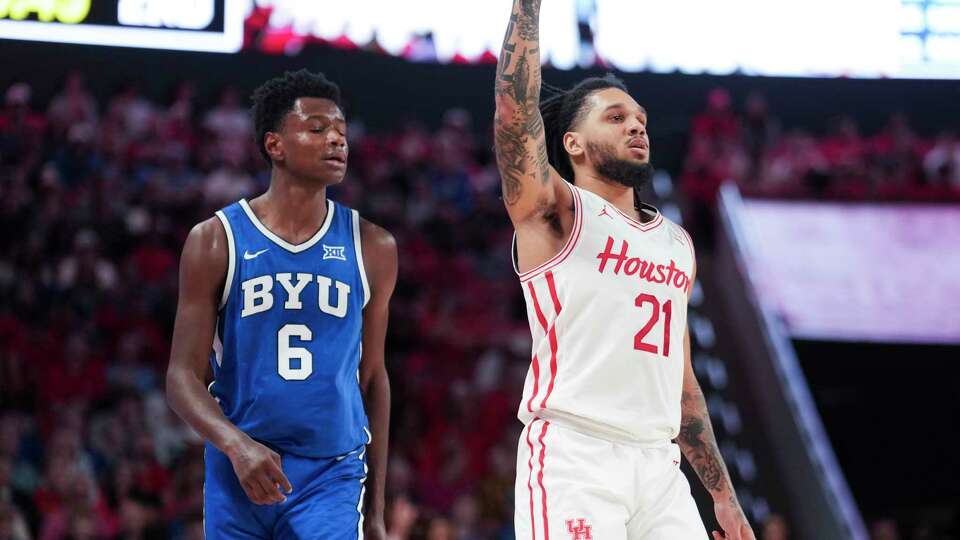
[566,518,592,540]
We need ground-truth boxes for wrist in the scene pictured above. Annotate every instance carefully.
[219,429,250,460]
[712,489,738,504]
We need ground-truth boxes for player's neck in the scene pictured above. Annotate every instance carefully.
[575,172,638,219]
[250,173,329,244]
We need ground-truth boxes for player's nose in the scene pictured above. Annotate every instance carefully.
[327,130,347,148]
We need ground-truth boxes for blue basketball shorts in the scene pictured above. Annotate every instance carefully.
[204,442,367,539]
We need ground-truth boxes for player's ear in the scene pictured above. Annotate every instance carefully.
[563,131,585,158]
[265,131,284,163]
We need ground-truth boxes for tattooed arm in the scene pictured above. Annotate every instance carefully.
[494,0,569,226]
[678,264,756,540]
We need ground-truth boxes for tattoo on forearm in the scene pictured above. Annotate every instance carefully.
[496,15,518,92]
[520,0,541,18]
[517,14,538,40]
[518,0,541,39]
[679,389,732,495]
[512,52,531,104]
[494,0,548,205]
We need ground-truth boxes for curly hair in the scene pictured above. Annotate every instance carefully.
[250,69,342,165]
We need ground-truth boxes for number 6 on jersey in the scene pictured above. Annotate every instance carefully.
[278,323,313,380]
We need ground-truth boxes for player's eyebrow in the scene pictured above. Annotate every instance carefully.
[603,103,647,116]
[305,114,345,122]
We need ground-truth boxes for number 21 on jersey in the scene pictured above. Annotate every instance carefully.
[634,293,672,357]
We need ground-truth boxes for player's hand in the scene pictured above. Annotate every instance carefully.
[712,495,756,540]
[227,436,293,505]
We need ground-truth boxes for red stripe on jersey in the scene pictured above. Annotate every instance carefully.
[526,281,549,412]
[525,421,537,540]
[539,272,562,410]
[537,420,551,540]
[526,354,540,413]
[528,281,549,332]
[546,271,562,311]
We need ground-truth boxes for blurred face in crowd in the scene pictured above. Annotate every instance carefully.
[119,498,153,533]
[426,517,454,540]
[70,512,97,540]
[762,514,789,540]
[565,88,654,190]
[266,97,348,186]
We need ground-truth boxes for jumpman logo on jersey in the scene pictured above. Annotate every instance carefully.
[566,519,592,540]
[598,206,612,219]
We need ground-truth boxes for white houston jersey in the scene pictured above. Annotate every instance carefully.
[514,183,695,444]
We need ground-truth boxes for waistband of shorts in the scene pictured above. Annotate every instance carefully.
[525,414,674,449]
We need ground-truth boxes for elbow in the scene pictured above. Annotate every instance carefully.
[164,365,186,413]
[361,365,390,399]
[164,369,178,410]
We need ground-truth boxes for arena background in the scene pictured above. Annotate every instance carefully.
[1,1,958,539]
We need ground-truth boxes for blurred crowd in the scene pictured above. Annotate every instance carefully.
[680,88,960,239]
[0,71,535,540]
[1,72,953,540]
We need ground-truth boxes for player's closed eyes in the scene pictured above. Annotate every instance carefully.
[311,127,346,137]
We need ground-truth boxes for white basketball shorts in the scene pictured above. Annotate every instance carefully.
[514,418,709,540]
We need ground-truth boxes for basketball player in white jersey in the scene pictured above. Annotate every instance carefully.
[493,2,756,539]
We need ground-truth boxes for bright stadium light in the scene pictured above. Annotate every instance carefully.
[5,0,958,77]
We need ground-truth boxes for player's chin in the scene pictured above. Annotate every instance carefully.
[310,169,347,185]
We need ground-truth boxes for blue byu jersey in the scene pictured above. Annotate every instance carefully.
[210,198,371,458]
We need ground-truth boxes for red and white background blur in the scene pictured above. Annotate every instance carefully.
[740,200,960,344]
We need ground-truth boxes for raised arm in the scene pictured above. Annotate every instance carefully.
[494,0,566,225]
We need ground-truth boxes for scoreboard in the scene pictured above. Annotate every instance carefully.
[0,0,244,52]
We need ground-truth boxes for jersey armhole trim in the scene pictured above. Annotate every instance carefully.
[516,183,583,283]
[215,210,236,310]
[352,209,372,308]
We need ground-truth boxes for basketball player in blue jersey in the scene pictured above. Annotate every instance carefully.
[166,70,395,539]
